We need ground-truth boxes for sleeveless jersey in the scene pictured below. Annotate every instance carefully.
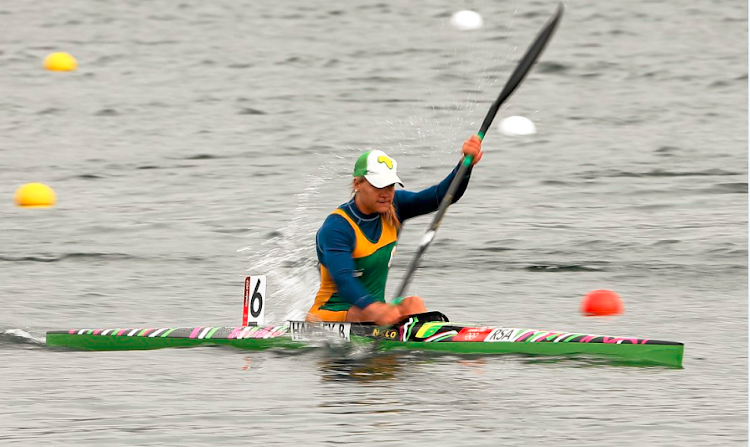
[311,208,399,312]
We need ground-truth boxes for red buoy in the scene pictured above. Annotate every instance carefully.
[581,290,624,316]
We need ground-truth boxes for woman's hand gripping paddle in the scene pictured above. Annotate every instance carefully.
[394,4,564,299]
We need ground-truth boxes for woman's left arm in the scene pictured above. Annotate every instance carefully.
[396,136,482,221]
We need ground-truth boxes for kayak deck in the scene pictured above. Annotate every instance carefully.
[46,313,684,368]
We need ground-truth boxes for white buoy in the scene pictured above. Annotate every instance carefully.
[499,116,537,136]
[450,10,483,31]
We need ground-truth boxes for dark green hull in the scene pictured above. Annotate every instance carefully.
[46,331,306,351]
[377,339,683,367]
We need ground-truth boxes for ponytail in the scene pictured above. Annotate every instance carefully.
[385,202,401,230]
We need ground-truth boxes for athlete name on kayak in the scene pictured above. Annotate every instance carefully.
[290,321,351,341]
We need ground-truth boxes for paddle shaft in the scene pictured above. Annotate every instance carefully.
[393,154,472,298]
[393,4,564,299]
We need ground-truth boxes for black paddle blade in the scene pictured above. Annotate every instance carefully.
[392,4,565,300]
[478,3,564,138]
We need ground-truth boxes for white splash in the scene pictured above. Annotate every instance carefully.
[240,174,328,324]
[3,329,45,345]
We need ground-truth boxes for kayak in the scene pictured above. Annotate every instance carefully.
[45,311,683,368]
[45,277,684,368]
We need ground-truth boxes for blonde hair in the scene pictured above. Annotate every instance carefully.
[352,177,401,230]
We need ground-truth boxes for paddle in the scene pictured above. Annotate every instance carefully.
[393,3,564,299]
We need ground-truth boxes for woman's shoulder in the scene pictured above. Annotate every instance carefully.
[322,210,348,224]
[320,207,354,232]
[318,210,355,246]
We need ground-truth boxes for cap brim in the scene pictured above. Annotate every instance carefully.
[365,172,404,189]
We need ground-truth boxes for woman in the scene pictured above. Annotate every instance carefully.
[306,135,483,326]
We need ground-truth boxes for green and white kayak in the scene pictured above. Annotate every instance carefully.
[46,311,684,368]
[46,278,684,367]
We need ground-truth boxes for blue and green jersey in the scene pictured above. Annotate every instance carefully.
[309,162,473,314]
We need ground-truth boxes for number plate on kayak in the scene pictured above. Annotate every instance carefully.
[290,321,351,341]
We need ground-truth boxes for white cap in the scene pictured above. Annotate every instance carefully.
[353,150,404,188]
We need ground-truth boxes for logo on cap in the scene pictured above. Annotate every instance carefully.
[377,155,394,170]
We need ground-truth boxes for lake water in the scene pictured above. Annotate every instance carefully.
[1,0,747,445]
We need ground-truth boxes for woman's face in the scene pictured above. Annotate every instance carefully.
[354,178,396,214]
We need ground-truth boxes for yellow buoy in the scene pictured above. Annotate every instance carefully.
[44,52,77,72]
[14,183,57,208]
